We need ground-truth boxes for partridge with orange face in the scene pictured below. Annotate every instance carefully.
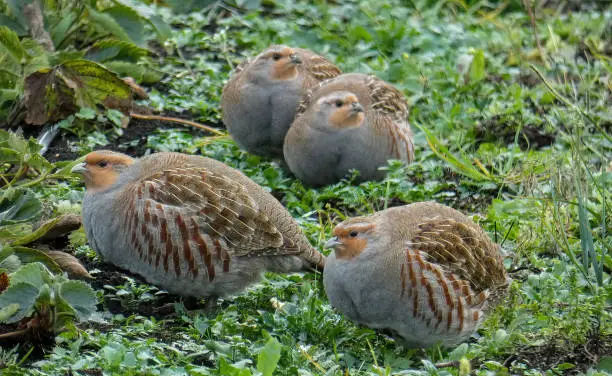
[221,45,341,158]
[283,73,414,187]
[72,150,325,299]
[323,202,509,348]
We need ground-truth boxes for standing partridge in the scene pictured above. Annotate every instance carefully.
[323,202,509,348]
[72,150,325,299]
[283,73,414,187]
[221,45,341,158]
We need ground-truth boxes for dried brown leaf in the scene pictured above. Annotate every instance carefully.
[46,251,92,279]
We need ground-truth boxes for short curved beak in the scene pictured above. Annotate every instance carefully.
[71,162,88,175]
[351,102,364,113]
[289,53,302,64]
[324,236,342,250]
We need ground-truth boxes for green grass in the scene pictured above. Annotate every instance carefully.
[1,0,611,375]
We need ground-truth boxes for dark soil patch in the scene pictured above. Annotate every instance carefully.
[44,111,221,163]
[476,115,556,150]
[507,333,612,374]
[0,321,56,365]
[80,256,209,319]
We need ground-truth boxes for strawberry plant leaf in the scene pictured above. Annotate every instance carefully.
[59,280,97,320]
[0,281,40,323]
[0,188,42,225]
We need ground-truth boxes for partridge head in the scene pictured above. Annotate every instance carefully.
[283,73,414,187]
[323,202,509,348]
[221,45,341,158]
[72,150,325,300]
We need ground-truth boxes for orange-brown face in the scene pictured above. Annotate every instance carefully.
[71,150,134,192]
[263,46,301,80]
[325,93,365,128]
[325,221,375,260]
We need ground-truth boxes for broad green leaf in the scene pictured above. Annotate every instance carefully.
[10,246,62,274]
[104,61,163,84]
[236,0,261,10]
[350,25,373,42]
[50,13,78,48]
[75,107,97,120]
[112,0,172,40]
[0,303,19,321]
[555,363,575,371]
[0,282,40,323]
[86,39,148,63]
[0,26,28,61]
[21,39,50,75]
[9,262,51,289]
[12,216,62,246]
[468,49,485,84]
[598,357,612,371]
[0,88,19,105]
[61,60,132,112]
[0,15,26,36]
[163,0,217,13]
[257,336,282,376]
[5,0,29,29]
[0,147,21,164]
[0,188,42,225]
[148,15,172,41]
[59,280,97,320]
[0,254,21,273]
[218,357,252,376]
[86,6,131,42]
[104,6,146,47]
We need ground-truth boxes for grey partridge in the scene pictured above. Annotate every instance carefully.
[283,73,414,187]
[72,150,325,299]
[323,202,509,348]
[221,45,341,158]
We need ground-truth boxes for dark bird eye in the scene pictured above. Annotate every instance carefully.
[335,100,343,108]
[272,53,281,61]
[349,231,358,238]
[97,161,108,168]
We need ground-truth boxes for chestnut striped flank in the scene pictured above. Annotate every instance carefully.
[456,295,465,332]
[405,246,488,335]
[176,214,197,278]
[191,218,215,282]
[415,251,444,329]
[405,250,419,318]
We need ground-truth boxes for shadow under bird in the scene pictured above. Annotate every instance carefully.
[323,202,509,348]
[72,150,325,302]
[221,45,341,158]
[284,73,414,187]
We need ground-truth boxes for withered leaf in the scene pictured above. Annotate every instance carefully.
[0,272,9,293]
[46,251,92,279]
[23,59,133,126]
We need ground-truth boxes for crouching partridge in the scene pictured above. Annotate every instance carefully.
[72,150,325,299]
[283,73,414,187]
[323,202,509,348]
[221,45,341,158]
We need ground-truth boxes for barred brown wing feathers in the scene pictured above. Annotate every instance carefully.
[409,218,507,292]
[233,57,252,75]
[366,75,408,119]
[401,246,489,336]
[120,166,302,281]
[301,54,342,81]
